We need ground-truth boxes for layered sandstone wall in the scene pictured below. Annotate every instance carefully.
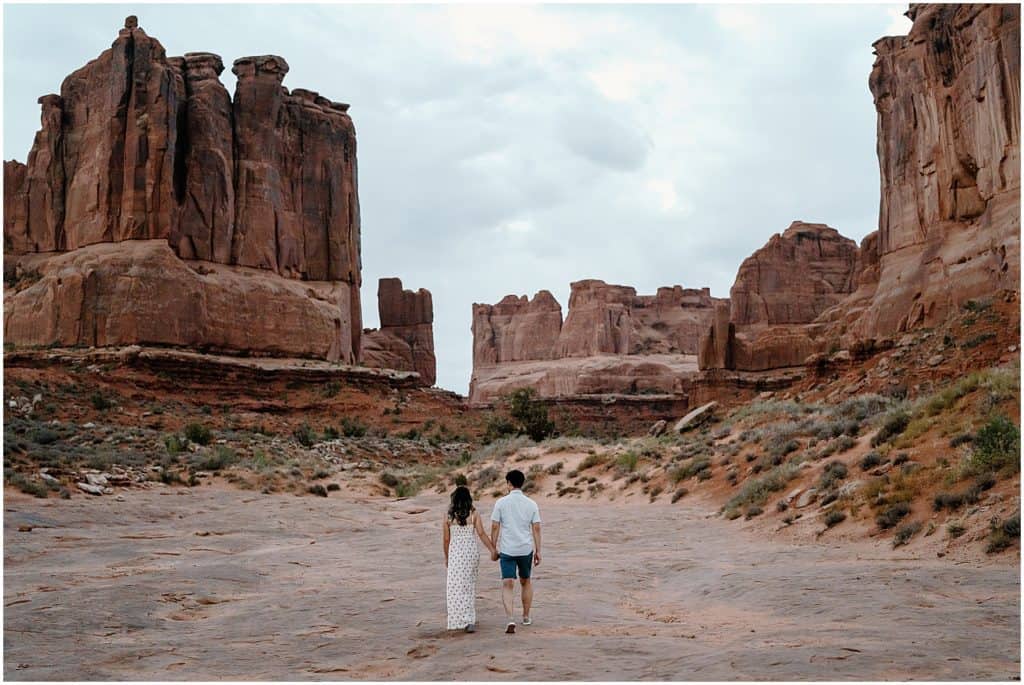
[4,17,364,363]
[469,279,725,403]
[700,3,1020,373]
[360,278,436,385]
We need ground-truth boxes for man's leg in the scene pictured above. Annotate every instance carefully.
[520,578,533,619]
[502,579,516,622]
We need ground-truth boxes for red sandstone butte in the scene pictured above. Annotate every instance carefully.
[361,278,436,386]
[469,280,725,403]
[700,3,1020,373]
[4,17,365,364]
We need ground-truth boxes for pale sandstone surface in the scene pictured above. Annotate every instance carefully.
[3,487,1018,680]
[470,354,700,405]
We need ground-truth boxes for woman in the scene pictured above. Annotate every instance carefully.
[443,486,497,632]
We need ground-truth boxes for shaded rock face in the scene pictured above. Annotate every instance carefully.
[4,18,363,363]
[360,278,436,386]
[729,222,859,327]
[469,279,724,403]
[700,4,1020,372]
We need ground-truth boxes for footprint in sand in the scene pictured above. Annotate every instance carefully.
[406,644,438,659]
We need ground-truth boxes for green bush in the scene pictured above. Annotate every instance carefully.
[340,417,368,438]
[871,410,910,447]
[616,451,640,473]
[876,502,911,529]
[292,422,317,447]
[184,423,213,446]
[893,521,922,547]
[860,451,882,470]
[90,392,113,411]
[672,457,711,483]
[985,512,1019,554]
[483,414,517,444]
[818,461,848,490]
[164,433,189,453]
[824,510,846,527]
[969,415,1019,474]
[192,446,237,472]
[725,463,798,509]
[508,388,555,442]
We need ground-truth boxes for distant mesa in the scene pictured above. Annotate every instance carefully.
[361,278,436,386]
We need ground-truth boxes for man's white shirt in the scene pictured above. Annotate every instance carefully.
[490,489,541,556]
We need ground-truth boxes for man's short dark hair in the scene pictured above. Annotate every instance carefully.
[506,470,525,488]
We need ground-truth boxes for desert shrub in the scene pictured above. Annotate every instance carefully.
[820,491,839,506]
[770,438,800,460]
[824,510,846,527]
[834,435,856,453]
[308,483,328,497]
[579,453,607,471]
[185,423,213,446]
[482,414,517,444]
[986,512,1020,554]
[892,453,910,466]
[90,392,113,411]
[192,446,237,472]
[671,488,688,503]
[946,521,966,538]
[32,427,60,445]
[7,472,48,498]
[871,410,910,447]
[893,521,922,547]
[616,451,640,473]
[725,463,799,509]
[672,457,711,482]
[292,423,317,447]
[380,472,400,488]
[968,415,1019,475]
[508,388,555,442]
[340,417,368,438]
[876,502,911,529]
[818,461,848,490]
[546,461,564,475]
[835,394,889,421]
[860,451,882,470]
[724,508,742,520]
[961,332,996,349]
[744,505,763,519]
[949,432,974,448]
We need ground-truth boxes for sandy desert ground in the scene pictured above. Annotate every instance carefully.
[3,484,1020,680]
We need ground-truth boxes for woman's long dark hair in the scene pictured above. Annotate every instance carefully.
[449,486,473,526]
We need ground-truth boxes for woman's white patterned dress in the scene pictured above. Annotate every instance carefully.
[446,517,480,629]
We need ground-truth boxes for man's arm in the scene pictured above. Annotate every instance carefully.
[490,521,501,554]
[531,522,542,566]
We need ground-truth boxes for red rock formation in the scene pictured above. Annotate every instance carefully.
[699,4,1020,373]
[360,278,436,385]
[4,241,355,360]
[4,17,367,364]
[729,222,859,326]
[469,280,724,403]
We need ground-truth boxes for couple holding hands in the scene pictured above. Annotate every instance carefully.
[443,469,541,634]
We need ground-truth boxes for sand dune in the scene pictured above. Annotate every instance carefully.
[4,486,1019,680]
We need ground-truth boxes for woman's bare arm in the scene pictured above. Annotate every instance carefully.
[442,514,451,566]
[474,512,496,556]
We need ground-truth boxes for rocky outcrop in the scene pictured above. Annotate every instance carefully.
[4,241,355,360]
[360,278,436,385]
[469,280,725,403]
[700,4,1020,373]
[4,17,365,364]
[730,222,859,326]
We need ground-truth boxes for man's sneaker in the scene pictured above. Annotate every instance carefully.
[522,616,532,626]
[505,621,516,634]
[465,624,476,633]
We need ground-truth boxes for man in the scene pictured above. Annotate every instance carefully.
[490,469,542,634]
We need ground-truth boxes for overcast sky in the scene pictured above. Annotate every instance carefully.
[4,4,912,393]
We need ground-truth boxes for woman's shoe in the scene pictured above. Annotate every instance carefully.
[505,621,516,634]
[521,616,532,626]
[465,624,476,633]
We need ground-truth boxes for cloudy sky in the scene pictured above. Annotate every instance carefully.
[4,3,912,393]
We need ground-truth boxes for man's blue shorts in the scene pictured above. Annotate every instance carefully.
[499,552,533,579]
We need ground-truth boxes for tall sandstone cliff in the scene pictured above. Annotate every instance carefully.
[470,280,725,403]
[4,17,368,364]
[701,4,1020,372]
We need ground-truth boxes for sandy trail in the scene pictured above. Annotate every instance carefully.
[3,486,1019,680]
